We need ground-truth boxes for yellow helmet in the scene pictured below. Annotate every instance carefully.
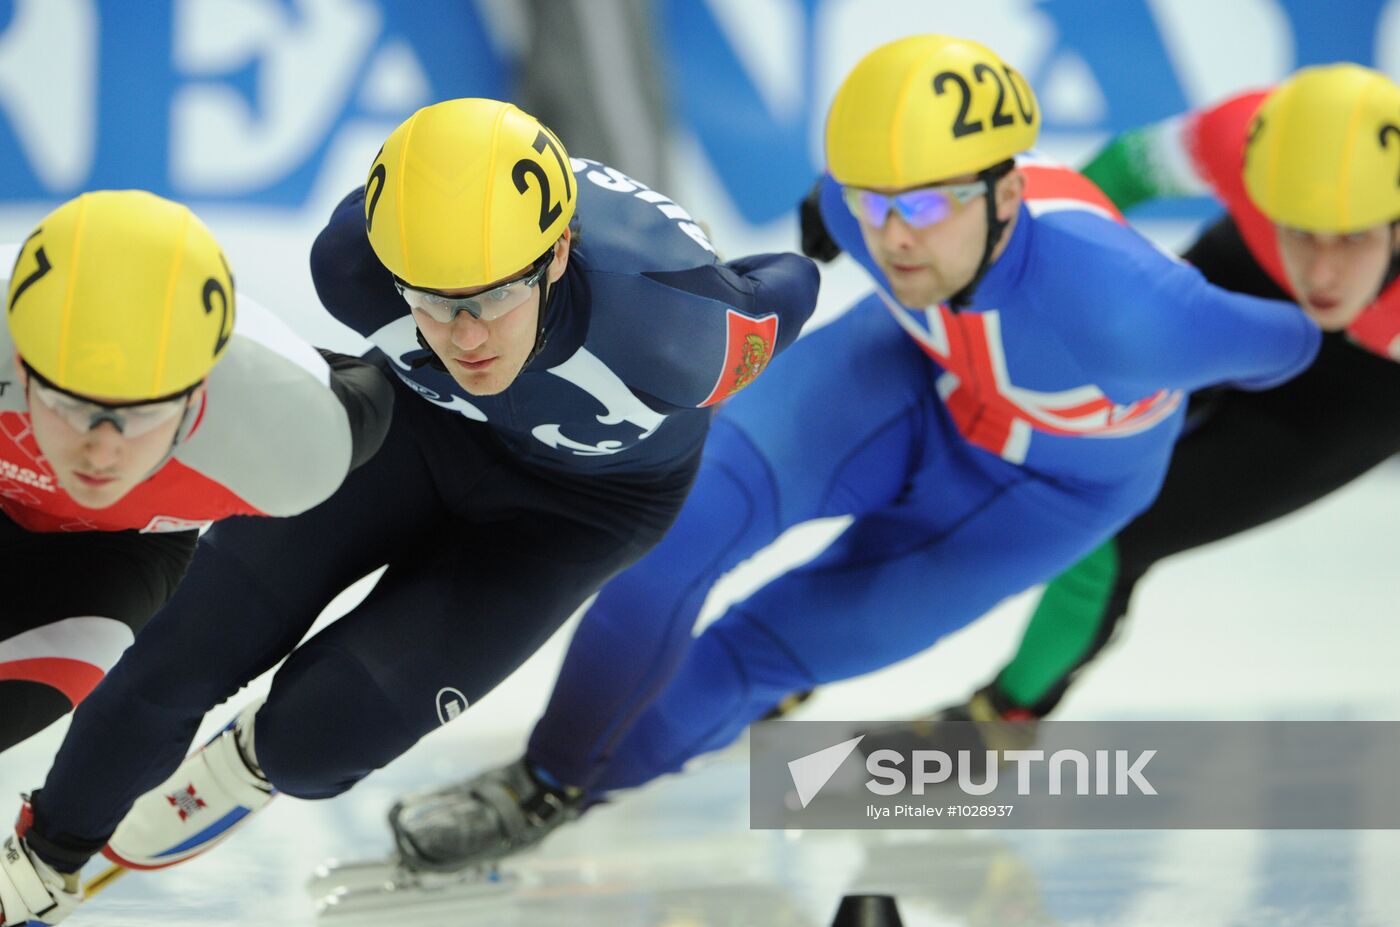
[1244,63,1400,233]
[826,34,1040,189]
[7,190,235,401]
[365,98,576,289]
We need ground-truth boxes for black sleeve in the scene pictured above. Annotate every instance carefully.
[1177,214,1298,426]
[316,348,394,471]
[1181,214,1292,301]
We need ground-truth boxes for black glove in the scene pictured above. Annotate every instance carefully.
[799,177,842,263]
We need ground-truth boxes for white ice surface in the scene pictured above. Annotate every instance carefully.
[4,460,1399,926]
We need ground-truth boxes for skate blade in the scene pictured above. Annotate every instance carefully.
[307,856,403,897]
[315,866,518,918]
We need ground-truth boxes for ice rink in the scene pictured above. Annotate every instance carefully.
[5,454,1398,926]
[0,5,1396,920]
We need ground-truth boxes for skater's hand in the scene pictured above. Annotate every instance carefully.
[799,178,842,263]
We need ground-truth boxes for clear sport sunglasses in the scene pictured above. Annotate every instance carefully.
[395,255,551,324]
[26,372,192,438]
[842,179,989,229]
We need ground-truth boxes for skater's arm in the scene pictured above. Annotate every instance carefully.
[317,348,394,471]
[1068,241,1320,395]
[595,251,820,410]
[1078,116,1210,213]
[1080,90,1268,213]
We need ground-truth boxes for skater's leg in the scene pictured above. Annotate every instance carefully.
[26,405,441,869]
[528,299,939,790]
[994,332,1400,715]
[0,520,197,752]
[594,469,1126,792]
[250,453,689,800]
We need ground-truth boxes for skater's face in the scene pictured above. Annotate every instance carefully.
[1275,222,1399,331]
[853,169,1024,308]
[19,361,196,509]
[409,233,570,396]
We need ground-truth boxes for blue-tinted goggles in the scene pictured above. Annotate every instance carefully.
[842,180,988,230]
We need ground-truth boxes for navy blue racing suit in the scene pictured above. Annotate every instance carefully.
[25,160,818,869]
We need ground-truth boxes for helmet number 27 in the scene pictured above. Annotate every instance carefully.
[202,252,235,359]
[9,230,231,362]
[513,128,574,234]
[8,231,52,314]
[1379,122,1400,186]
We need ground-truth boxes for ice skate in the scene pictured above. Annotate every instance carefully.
[388,756,583,873]
[309,757,580,907]
[103,700,275,870]
[857,687,1039,777]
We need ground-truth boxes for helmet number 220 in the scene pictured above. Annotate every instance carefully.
[933,64,1034,139]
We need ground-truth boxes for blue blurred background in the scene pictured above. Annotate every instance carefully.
[0,0,1390,344]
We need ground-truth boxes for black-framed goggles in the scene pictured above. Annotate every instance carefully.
[22,362,196,438]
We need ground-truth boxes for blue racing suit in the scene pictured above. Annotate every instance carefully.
[526,154,1321,793]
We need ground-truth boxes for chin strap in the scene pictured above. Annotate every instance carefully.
[948,160,1016,311]
[1381,220,1400,293]
[409,328,447,372]
[140,389,203,481]
[522,271,554,368]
